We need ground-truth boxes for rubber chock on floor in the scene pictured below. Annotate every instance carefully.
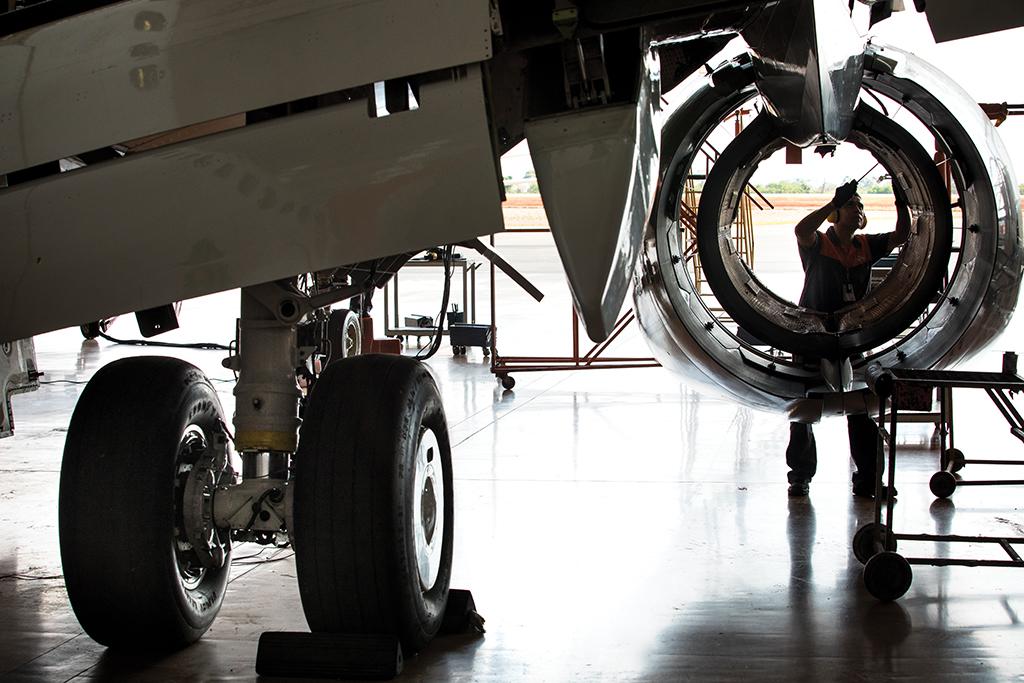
[440,588,486,634]
[255,631,402,680]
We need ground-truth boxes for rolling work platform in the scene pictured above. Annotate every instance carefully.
[854,353,1024,601]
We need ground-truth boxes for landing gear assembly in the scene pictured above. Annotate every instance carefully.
[58,280,455,658]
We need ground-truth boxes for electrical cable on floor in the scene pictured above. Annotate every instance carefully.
[415,245,454,361]
[231,551,295,566]
[40,378,236,386]
[97,331,231,351]
[0,573,63,581]
[230,542,294,566]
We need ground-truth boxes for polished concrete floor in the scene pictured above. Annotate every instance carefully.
[2,287,1024,681]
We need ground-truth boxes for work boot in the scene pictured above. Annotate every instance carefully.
[852,480,897,500]
[788,481,810,497]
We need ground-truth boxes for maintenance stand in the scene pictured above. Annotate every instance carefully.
[854,353,1024,601]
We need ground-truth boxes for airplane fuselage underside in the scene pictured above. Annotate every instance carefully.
[0,0,1022,661]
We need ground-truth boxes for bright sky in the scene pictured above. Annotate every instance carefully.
[500,8,1024,188]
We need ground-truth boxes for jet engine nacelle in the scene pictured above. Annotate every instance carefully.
[633,43,1023,415]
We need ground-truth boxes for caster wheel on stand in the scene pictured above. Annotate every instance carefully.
[930,470,957,498]
[863,551,913,601]
[853,522,895,565]
[945,448,966,473]
[499,374,515,390]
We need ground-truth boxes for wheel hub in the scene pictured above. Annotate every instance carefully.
[413,427,444,591]
[178,425,231,581]
[421,478,437,545]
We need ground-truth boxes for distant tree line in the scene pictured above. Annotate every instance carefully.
[498,175,1024,196]
[503,172,539,193]
[756,178,893,194]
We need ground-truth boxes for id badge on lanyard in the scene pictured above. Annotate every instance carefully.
[843,281,856,303]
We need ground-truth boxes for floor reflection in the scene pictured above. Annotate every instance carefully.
[76,339,102,373]
[2,317,1023,680]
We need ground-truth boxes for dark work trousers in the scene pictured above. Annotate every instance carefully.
[786,414,882,486]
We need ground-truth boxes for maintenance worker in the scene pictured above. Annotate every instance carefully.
[786,179,910,498]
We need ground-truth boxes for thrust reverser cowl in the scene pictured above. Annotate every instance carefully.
[740,0,865,146]
[526,50,662,343]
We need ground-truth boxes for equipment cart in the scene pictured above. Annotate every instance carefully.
[854,353,1024,601]
[382,257,481,344]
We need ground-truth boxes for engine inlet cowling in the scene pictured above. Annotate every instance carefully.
[633,44,1023,412]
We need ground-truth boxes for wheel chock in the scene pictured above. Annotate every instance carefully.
[255,631,403,680]
[359,315,403,355]
[440,588,486,634]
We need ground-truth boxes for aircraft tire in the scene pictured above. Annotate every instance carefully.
[327,308,362,364]
[59,357,231,649]
[294,354,453,656]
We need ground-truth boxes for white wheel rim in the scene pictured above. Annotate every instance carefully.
[413,427,444,591]
[344,318,359,357]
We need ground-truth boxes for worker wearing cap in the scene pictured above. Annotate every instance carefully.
[786,179,910,498]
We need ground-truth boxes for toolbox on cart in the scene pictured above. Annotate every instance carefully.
[404,314,435,329]
[450,323,491,355]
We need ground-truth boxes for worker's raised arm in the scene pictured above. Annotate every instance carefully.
[888,197,911,250]
[794,203,832,247]
[796,180,859,248]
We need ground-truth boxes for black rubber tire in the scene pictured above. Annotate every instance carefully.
[853,522,894,565]
[294,354,453,656]
[863,551,913,601]
[59,357,231,649]
[500,375,516,390]
[929,470,957,498]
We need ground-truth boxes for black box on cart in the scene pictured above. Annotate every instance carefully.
[449,323,491,349]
